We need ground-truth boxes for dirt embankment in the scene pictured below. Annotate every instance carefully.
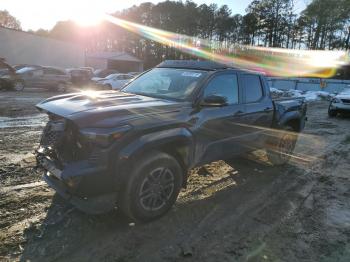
[1,90,350,262]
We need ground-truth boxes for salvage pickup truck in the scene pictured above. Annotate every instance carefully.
[36,60,307,221]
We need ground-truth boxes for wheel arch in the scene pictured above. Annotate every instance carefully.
[278,111,303,132]
[116,128,194,188]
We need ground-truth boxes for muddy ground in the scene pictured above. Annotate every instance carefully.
[1,89,350,262]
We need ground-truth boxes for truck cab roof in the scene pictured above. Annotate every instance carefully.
[156,60,263,76]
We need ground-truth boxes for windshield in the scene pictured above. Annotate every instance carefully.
[122,68,207,100]
[16,67,36,74]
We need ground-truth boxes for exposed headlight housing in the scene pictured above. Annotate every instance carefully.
[332,98,342,103]
[80,125,131,147]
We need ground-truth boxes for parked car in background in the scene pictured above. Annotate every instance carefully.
[17,66,70,92]
[92,69,119,81]
[328,89,350,117]
[95,73,134,90]
[0,58,25,91]
[67,68,92,87]
[80,67,94,74]
[128,71,141,77]
[13,64,42,71]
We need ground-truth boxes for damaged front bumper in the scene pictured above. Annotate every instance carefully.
[37,152,117,214]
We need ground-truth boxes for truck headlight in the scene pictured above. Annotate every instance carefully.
[80,125,131,147]
[332,98,341,103]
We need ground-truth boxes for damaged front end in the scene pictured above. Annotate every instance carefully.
[36,112,117,214]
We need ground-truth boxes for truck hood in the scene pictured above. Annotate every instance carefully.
[36,90,184,128]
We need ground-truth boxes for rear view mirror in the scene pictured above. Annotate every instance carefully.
[200,94,228,107]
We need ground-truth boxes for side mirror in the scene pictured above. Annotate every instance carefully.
[200,94,228,107]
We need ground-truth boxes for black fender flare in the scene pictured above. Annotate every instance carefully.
[277,111,304,131]
[115,128,194,187]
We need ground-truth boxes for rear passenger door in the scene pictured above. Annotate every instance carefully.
[240,74,274,149]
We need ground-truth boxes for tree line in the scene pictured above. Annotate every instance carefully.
[1,0,350,68]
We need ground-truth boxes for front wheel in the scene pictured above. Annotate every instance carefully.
[119,151,183,222]
[328,107,337,117]
[104,84,112,90]
[56,82,67,92]
[12,80,24,91]
[266,126,298,166]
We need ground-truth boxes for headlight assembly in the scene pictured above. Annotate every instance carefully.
[80,125,131,147]
[332,98,341,103]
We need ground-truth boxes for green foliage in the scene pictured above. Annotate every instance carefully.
[22,0,350,67]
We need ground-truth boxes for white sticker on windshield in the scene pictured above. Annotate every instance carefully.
[182,72,202,77]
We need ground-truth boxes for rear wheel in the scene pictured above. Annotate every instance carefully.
[266,126,298,165]
[119,151,183,222]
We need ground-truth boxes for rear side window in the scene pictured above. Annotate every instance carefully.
[243,75,263,103]
[44,68,65,75]
[204,74,239,104]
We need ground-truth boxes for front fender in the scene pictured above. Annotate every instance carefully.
[119,127,194,161]
[114,128,194,189]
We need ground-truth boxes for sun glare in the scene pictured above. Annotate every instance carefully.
[73,11,104,27]
[67,2,106,27]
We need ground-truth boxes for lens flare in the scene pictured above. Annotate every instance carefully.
[103,14,349,78]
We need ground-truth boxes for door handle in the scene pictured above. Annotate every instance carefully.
[264,107,272,111]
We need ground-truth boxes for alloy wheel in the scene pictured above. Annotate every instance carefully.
[138,167,175,211]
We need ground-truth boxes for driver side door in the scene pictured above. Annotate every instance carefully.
[194,72,247,165]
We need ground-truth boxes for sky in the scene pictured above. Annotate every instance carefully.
[1,0,306,31]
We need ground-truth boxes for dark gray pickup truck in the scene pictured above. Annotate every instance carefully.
[36,60,307,221]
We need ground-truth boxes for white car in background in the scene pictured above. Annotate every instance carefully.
[95,73,134,90]
[328,89,350,117]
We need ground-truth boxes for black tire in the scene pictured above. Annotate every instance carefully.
[0,80,5,90]
[328,107,337,117]
[119,151,183,222]
[266,126,298,166]
[12,80,24,91]
[105,84,112,89]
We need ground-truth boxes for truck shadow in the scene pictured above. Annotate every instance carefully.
[20,155,298,262]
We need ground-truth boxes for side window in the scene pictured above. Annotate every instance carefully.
[243,75,263,103]
[32,70,43,76]
[43,68,53,75]
[121,75,129,80]
[125,75,133,79]
[203,74,239,104]
[44,68,65,75]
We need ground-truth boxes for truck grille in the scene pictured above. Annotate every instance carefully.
[39,117,87,165]
[40,119,66,147]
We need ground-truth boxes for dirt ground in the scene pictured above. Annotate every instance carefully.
[1,88,350,262]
